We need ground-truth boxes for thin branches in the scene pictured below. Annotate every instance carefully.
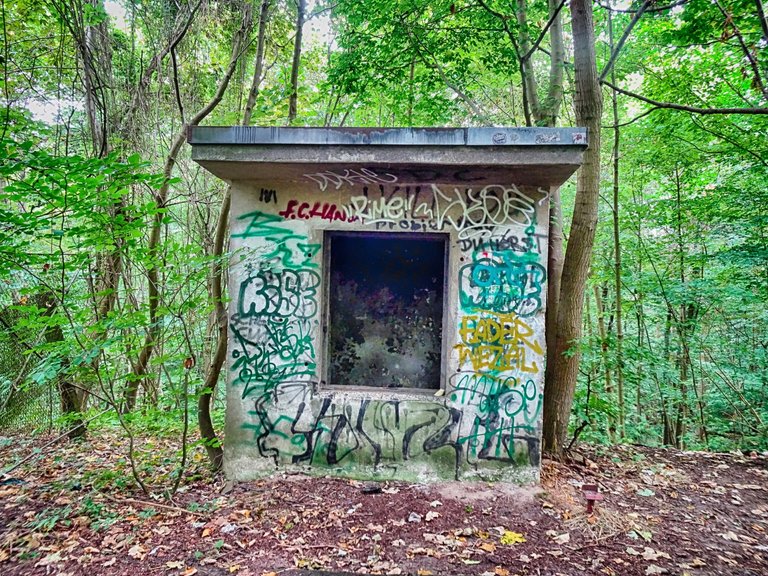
[599,0,651,83]
[602,80,768,114]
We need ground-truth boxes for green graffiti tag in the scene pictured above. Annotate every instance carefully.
[230,211,319,400]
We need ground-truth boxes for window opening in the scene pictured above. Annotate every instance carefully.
[327,232,447,389]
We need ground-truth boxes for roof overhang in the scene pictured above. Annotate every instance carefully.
[188,126,588,188]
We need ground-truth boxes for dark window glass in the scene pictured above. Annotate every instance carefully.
[327,232,446,389]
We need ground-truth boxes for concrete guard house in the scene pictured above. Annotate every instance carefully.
[189,127,586,483]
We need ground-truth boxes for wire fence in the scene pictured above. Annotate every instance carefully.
[0,317,59,433]
[0,378,60,434]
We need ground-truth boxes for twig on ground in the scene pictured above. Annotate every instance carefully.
[102,494,208,517]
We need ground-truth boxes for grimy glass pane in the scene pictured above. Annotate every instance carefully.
[328,233,446,389]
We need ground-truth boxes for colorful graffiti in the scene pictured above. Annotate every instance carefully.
[278,199,353,222]
[457,227,547,254]
[455,313,542,373]
[229,179,547,481]
[230,211,320,400]
[241,380,540,475]
[449,207,545,470]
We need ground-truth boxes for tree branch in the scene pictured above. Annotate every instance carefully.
[599,0,651,83]
[713,0,768,101]
[522,0,567,63]
[595,0,689,13]
[757,0,768,42]
[125,4,253,411]
[602,80,768,114]
[117,0,203,136]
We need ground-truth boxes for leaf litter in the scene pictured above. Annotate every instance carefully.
[0,433,767,575]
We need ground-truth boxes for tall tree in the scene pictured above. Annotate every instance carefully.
[542,0,603,456]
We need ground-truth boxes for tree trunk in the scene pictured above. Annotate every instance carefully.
[80,0,112,157]
[243,0,271,126]
[288,0,306,124]
[515,0,541,120]
[609,12,626,438]
[663,306,674,445]
[545,185,564,399]
[38,293,86,439]
[542,0,565,125]
[542,0,603,456]
[594,284,616,442]
[198,192,229,471]
[124,6,253,412]
[197,3,271,469]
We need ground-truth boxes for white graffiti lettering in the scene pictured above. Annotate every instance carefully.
[304,168,398,191]
[347,184,536,239]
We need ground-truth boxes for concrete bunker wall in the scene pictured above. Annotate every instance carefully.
[189,127,586,483]
[226,168,549,483]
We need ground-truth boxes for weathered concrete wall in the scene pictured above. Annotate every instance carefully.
[224,166,551,483]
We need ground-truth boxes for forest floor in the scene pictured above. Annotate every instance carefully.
[0,431,767,576]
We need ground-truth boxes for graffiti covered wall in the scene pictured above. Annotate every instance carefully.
[224,166,551,483]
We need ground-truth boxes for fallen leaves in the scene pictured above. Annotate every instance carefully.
[127,543,146,560]
[499,530,526,545]
[628,529,653,542]
[626,546,671,561]
[720,530,740,542]
[545,529,571,545]
[678,557,707,569]
[3,436,768,576]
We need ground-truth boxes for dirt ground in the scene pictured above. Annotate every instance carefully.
[1,432,767,576]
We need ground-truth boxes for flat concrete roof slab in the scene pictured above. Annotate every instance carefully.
[188,126,588,147]
[188,127,588,188]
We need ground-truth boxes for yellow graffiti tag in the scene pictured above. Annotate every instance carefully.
[455,313,542,373]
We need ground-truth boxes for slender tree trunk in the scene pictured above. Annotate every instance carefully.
[79,0,112,157]
[243,0,271,125]
[288,0,306,124]
[663,306,674,445]
[125,7,253,411]
[515,0,541,119]
[609,12,626,438]
[38,293,86,439]
[539,0,566,422]
[633,188,645,420]
[545,185,564,396]
[198,189,230,470]
[542,0,565,124]
[542,0,603,456]
[594,284,616,442]
[198,3,271,469]
[674,165,689,448]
